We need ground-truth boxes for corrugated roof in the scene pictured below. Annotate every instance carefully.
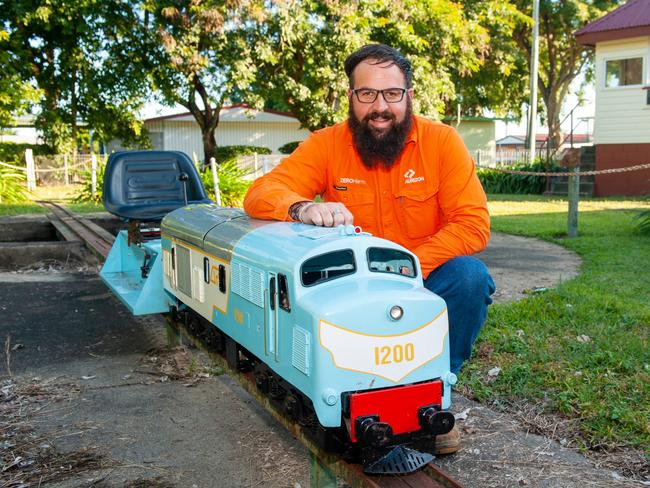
[576,0,650,45]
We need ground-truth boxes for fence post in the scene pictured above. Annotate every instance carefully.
[567,166,579,237]
[91,154,97,199]
[262,154,268,175]
[63,154,69,186]
[254,152,259,177]
[210,157,221,206]
[25,149,36,191]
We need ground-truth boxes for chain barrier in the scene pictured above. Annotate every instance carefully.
[0,161,28,171]
[475,162,650,177]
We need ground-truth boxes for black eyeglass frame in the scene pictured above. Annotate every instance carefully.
[351,88,408,104]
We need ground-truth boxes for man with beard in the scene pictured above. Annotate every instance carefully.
[243,43,495,455]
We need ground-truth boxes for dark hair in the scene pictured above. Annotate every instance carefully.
[344,44,413,89]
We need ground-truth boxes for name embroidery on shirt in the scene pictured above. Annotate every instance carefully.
[339,177,366,185]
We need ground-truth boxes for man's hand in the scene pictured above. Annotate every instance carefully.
[299,202,354,227]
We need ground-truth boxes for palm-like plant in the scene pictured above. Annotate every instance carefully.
[0,167,28,203]
[200,158,251,208]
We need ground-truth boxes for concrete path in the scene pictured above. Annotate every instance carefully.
[1,233,642,488]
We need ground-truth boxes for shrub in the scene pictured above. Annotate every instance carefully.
[636,210,650,235]
[73,159,106,203]
[201,158,251,208]
[477,160,560,194]
[0,142,52,165]
[278,141,301,154]
[0,167,28,203]
[216,145,271,163]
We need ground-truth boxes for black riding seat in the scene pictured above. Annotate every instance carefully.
[103,150,212,222]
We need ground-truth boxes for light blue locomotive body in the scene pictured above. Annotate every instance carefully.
[99,151,457,474]
[157,204,455,429]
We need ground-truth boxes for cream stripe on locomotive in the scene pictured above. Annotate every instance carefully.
[318,309,449,383]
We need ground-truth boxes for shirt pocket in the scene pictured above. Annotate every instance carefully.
[338,190,376,232]
[395,186,440,239]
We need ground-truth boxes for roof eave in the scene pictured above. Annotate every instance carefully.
[576,26,650,46]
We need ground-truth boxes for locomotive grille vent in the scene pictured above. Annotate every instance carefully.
[292,326,311,376]
[176,246,192,297]
[231,261,264,307]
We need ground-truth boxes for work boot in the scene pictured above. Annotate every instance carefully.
[434,424,460,455]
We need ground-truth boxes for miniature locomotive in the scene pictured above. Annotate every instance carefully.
[100,151,456,474]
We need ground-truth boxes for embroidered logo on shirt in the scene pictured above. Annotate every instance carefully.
[404,169,425,184]
[339,177,366,185]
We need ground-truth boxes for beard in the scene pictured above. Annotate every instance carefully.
[348,99,413,169]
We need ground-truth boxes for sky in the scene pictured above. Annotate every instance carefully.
[495,75,595,140]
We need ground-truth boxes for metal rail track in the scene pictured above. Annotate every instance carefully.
[37,201,115,259]
[166,316,466,488]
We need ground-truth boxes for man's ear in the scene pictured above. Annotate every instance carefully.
[407,88,414,98]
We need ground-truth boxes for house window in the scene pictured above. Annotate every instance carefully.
[605,57,643,87]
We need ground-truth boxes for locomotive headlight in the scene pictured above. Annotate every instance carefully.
[389,305,404,321]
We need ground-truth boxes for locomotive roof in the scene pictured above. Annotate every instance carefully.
[161,204,408,273]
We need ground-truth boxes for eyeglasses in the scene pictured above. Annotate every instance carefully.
[352,88,407,104]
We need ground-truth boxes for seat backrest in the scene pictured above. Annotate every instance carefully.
[103,150,212,221]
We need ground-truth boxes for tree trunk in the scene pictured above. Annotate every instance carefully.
[202,127,217,164]
[544,94,562,152]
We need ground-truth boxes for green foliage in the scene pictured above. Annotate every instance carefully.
[1,0,148,152]
[451,0,530,119]
[201,159,251,208]
[244,0,520,129]
[477,160,559,194]
[636,209,650,235]
[511,0,621,146]
[278,141,300,155]
[0,166,28,203]
[216,145,271,162]
[461,199,650,456]
[73,159,105,204]
[0,142,51,164]
[143,0,266,162]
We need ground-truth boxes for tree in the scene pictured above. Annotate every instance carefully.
[512,0,622,149]
[0,0,149,154]
[242,0,527,131]
[0,30,39,129]
[142,0,263,163]
[450,0,530,119]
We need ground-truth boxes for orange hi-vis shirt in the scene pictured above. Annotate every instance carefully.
[244,115,490,277]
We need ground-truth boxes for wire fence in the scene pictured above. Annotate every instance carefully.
[0,151,107,191]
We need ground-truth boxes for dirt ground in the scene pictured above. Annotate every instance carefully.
[2,231,647,487]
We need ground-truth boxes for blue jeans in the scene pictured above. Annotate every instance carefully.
[424,257,496,374]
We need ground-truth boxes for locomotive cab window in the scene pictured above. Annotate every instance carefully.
[278,274,291,312]
[301,250,356,286]
[367,247,417,278]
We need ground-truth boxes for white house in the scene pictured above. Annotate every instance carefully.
[576,0,650,196]
[107,104,312,158]
[443,116,497,166]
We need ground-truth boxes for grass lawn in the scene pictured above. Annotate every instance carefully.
[461,194,650,464]
[0,185,103,216]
